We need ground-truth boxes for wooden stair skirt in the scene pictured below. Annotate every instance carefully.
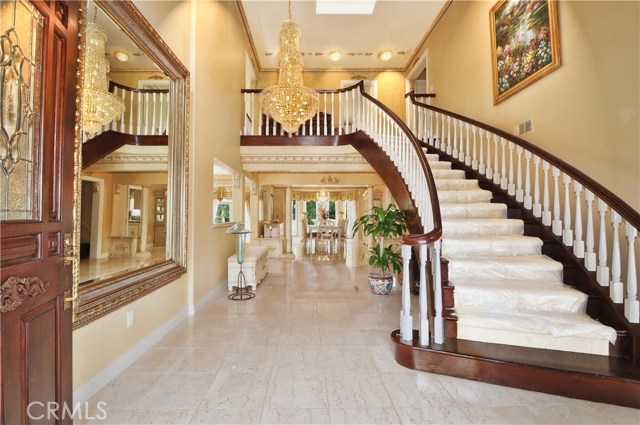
[393,330,640,408]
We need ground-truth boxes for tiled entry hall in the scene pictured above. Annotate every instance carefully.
[83,244,639,424]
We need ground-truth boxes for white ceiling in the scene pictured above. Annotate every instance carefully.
[240,0,449,71]
[90,2,162,73]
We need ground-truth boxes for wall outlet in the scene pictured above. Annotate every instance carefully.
[126,310,134,328]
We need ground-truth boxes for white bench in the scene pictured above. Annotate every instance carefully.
[227,245,269,290]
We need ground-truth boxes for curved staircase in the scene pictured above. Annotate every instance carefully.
[427,150,617,355]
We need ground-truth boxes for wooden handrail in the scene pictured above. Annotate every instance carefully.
[356,83,442,246]
[109,80,169,94]
[405,92,436,99]
[241,81,364,96]
[408,91,640,229]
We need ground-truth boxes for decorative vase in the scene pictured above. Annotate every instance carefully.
[368,273,393,295]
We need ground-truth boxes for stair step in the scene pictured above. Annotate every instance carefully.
[442,218,524,237]
[438,189,493,203]
[448,255,563,282]
[453,280,588,314]
[425,153,440,162]
[427,161,452,170]
[440,202,507,219]
[456,311,617,356]
[442,235,542,257]
[435,179,480,190]
[431,169,466,180]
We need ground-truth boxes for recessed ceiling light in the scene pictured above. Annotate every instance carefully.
[328,50,342,62]
[316,0,376,15]
[379,50,393,62]
[114,51,129,62]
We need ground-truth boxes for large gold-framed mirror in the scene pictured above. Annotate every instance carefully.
[73,0,189,328]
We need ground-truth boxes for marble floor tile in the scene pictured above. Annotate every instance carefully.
[325,372,393,409]
[122,348,185,374]
[168,347,231,373]
[461,405,542,424]
[200,371,270,410]
[437,374,526,407]
[218,347,276,373]
[380,371,457,408]
[138,373,216,409]
[328,408,401,424]
[589,402,640,424]
[89,373,164,409]
[272,347,325,372]
[525,403,621,424]
[259,408,331,424]
[264,371,328,409]
[395,406,472,424]
[188,409,261,425]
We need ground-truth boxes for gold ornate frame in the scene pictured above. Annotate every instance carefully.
[490,0,561,104]
[72,0,190,329]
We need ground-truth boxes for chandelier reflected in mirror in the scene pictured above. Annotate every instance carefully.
[81,20,125,135]
[259,0,318,135]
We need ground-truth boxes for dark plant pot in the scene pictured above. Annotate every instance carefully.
[368,273,393,295]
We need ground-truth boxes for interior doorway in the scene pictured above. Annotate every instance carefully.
[81,177,105,260]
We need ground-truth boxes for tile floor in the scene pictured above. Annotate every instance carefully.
[79,246,167,284]
[83,242,640,424]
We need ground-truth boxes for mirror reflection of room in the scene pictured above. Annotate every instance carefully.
[78,2,170,285]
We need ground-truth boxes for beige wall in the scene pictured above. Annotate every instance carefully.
[424,0,639,210]
[257,70,407,120]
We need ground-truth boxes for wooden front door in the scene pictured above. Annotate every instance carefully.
[1,0,79,423]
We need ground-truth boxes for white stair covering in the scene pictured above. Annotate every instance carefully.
[433,157,616,355]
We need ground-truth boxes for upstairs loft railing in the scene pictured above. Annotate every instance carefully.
[406,91,640,327]
[89,81,170,139]
[241,83,444,345]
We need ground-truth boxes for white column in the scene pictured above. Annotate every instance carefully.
[249,183,259,243]
[285,186,292,254]
[232,173,244,223]
[139,186,150,253]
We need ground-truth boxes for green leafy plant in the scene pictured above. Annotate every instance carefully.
[352,204,407,276]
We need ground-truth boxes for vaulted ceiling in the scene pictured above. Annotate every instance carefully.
[239,0,450,72]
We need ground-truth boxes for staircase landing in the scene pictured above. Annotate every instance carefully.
[393,330,640,408]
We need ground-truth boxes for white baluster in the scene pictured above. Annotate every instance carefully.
[418,240,429,345]
[523,151,532,208]
[160,92,165,135]
[625,222,639,323]
[584,190,597,271]
[562,174,573,246]
[551,167,562,235]
[144,92,150,135]
[485,131,493,179]
[478,128,485,174]
[434,112,440,149]
[507,142,515,194]
[428,110,433,144]
[433,240,443,344]
[124,88,129,133]
[464,123,471,165]
[446,116,452,155]
[532,155,541,215]
[152,93,157,135]
[137,91,142,135]
[610,212,624,303]
[493,135,500,184]
[323,93,327,135]
[541,161,551,224]
[500,138,508,189]
[597,200,610,286]
[400,245,413,341]
[120,89,127,133]
[471,126,478,169]
[331,92,335,135]
[573,182,584,257]
[258,104,263,136]
[515,146,524,202]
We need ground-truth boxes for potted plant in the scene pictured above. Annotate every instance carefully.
[352,204,407,295]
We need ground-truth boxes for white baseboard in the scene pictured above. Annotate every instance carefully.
[188,281,227,316]
[73,307,188,405]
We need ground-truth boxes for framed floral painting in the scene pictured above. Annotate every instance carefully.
[490,0,561,104]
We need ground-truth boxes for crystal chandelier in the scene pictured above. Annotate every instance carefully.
[81,21,124,135]
[259,0,318,134]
